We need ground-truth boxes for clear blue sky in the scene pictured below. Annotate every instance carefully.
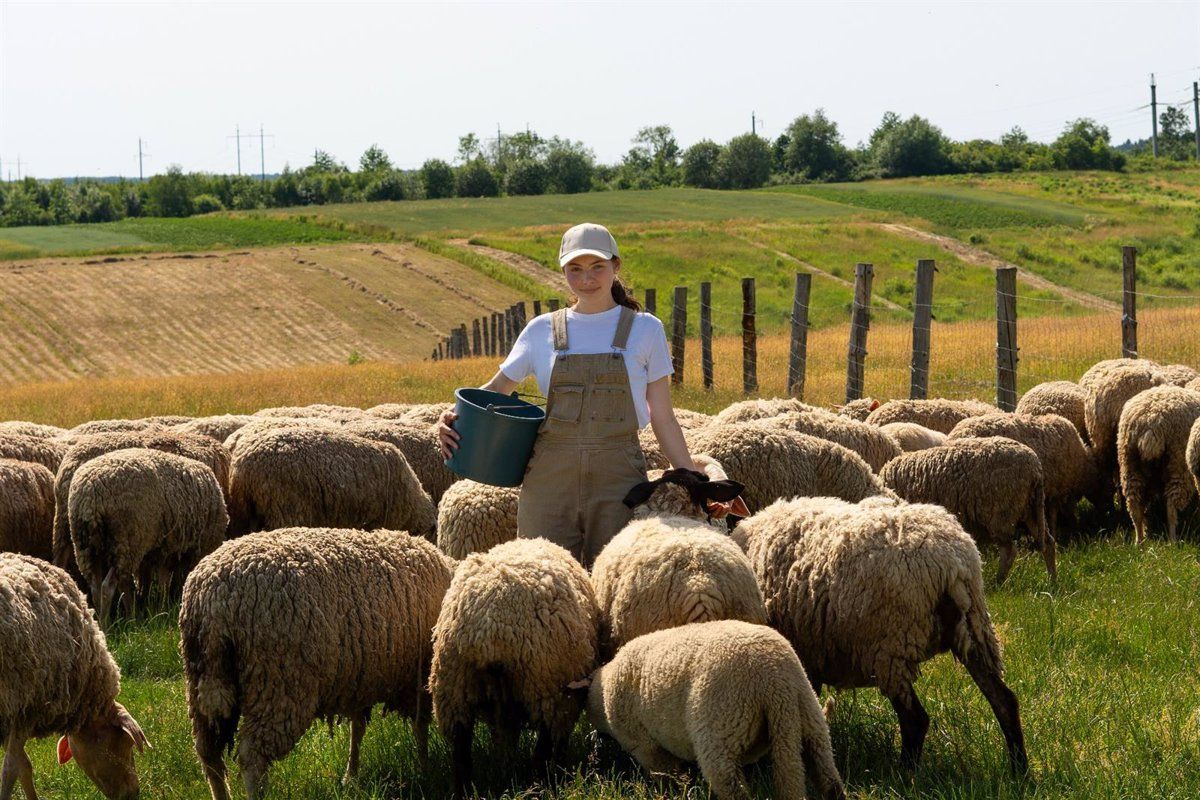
[1,0,1197,179]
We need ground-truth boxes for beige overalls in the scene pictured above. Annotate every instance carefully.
[517,306,648,567]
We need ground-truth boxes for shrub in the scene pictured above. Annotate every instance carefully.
[1051,119,1125,171]
[420,159,456,199]
[192,194,225,214]
[456,157,500,198]
[682,140,723,189]
[364,170,407,201]
[784,110,852,181]
[504,159,548,196]
[717,134,773,189]
[544,147,594,194]
[874,115,954,177]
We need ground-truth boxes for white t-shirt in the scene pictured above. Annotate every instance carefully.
[500,305,674,428]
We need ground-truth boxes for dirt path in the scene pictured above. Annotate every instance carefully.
[876,223,1119,313]
[729,233,906,313]
[448,239,570,294]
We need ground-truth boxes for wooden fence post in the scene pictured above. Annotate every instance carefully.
[671,286,687,385]
[645,288,657,317]
[995,267,1018,411]
[1122,246,1137,358]
[533,299,542,318]
[459,325,469,359]
[514,301,527,330]
[700,281,714,389]
[788,273,811,399]
[437,341,444,360]
[481,315,490,355]
[844,263,873,402]
[548,298,560,312]
[503,308,514,355]
[742,277,757,395]
[910,259,936,399]
[489,313,499,356]
[470,319,480,356]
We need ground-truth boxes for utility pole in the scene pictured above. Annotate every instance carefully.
[251,124,273,181]
[15,155,21,181]
[228,125,250,175]
[137,138,149,182]
[1150,74,1158,157]
[751,111,756,135]
[496,123,503,168]
[1193,81,1199,160]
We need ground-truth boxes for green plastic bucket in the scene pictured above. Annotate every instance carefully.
[444,388,546,487]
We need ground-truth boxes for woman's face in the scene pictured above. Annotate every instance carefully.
[563,254,620,299]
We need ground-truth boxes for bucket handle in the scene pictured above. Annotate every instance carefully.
[485,391,546,414]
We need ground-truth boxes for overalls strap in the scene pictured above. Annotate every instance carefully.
[611,306,637,350]
[551,309,570,352]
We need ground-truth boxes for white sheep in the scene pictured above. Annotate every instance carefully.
[435,479,519,559]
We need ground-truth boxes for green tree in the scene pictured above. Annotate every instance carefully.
[868,111,902,154]
[784,109,850,180]
[682,140,723,188]
[1159,106,1193,159]
[771,133,790,172]
[310,150,345,173]
[456,157,500,197]
[420,159,456,198]
[457,133,481,164]
[874,115,954,177]
[505,159,548,195]
[544,144,594,193]
[631,125,681,185]
[717,134,772,189]
[358,144,392,173]
[192,194,225,213]
[146,165,194,217]
[364,170,407,201]
[1051,119,1125,170]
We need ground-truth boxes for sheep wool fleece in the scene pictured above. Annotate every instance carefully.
[518,306,647,567]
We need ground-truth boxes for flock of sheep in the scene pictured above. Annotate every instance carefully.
[2,355,1199,800]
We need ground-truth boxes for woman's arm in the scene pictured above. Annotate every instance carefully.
[436,369,519,458]
[646,376,697,471]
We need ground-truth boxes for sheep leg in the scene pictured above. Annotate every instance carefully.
[961,647,1028,776]
[450,721,474,800]
[996,541,1017,584]
[694,740,752,800]
[886,685,929,769]
[413,715,430,773]
[342,711,367,785]
[192,715,232,800]
[1166,503,1178,543]
[630,742,685,783]
[1,736,35,800]
[1130,502,1147,546]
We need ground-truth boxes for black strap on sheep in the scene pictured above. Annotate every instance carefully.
[622,468,745,523]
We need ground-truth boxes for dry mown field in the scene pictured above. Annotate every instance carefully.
[0,242,522,384]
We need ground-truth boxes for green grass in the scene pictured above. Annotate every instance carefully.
[20,532,1200,799]
[0,215,362,260]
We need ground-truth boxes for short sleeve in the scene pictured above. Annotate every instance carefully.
[642,315,674,383]
[499,322,536,383]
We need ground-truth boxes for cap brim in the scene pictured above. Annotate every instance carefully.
[559,248,614,267]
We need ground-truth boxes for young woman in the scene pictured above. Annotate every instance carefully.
[437,222,698,567]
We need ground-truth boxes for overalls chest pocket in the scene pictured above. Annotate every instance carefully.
[592,368,631,424]
[547,384,585,423]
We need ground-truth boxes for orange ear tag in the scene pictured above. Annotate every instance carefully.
[730,496,751,517]
[57,736,73,764]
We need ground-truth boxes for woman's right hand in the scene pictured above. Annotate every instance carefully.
[437,409,461,459]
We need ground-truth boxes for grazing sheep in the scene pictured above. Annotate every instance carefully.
[0,459,55,560]
[879,422,946,452]
[0,421,67,440]
[173,415,255,443]
[837,397,880,421]
[430,538,598,798]
[68,419,166,438]
[365,402,414,419]
[622,455,750,529]
[228,426,435,537]
[252,404,365,421]
[865,398,997,434]
[738,496,1027,774]
[52,431,231,582]
[1016,380,1089,443]
[881,437,1054,582]
[673,408,714,430]
[342,418,460,503]
[0,553,149,800]
[69,448,229,623]
[436,479,519,559]
[399,402,454,427]
[143,415,194,427]
[758,410,903,472]
[1116,385,1200,544]
[1188,377,1200,394]
[181,527,453,800]
[949,412,1104,541]
[712,397,820,426]
[1081,358,1165,479]
[686,421,893,514]
[1188,418,1200,500]
[1158,363,1198,387]
[582,620,845,800]
[0,432,67,472]
[222,417,337,456]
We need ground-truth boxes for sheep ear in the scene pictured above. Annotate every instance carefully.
[57,736,73,764]
[870,399,880,411]
[703,479,745,503]
[730,496,751,518]
[114,705,150,753]
[622,480,660,508]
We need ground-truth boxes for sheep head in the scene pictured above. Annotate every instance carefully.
[622,455,748,523]
[59,701,148,800]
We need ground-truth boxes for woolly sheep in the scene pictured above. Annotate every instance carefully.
[673,408,714,430]
[69,448,229,623]
[1081,358,1165,480]
[686,421,893,514]
[0,421,67,440]
[582,620,845,800]
[1188,418,1200,500]
[0,553,149,800]
[1016,380,1089,443]
[172,415,255,443]
[181,527,453,800]
[228,426,435,537]
[864,398,997,434]
[0,432,67,473]
[737,496,1027,774]
[1116,385,1200,544]
[435,479,519,559]
[52,430,231,583]
[0,459,54,560]
[252,403,365,421]
[623,454,750,529]
[1158,363,1198,387]
[68,419,165,438]
[1188,376,1200,394]
[881,437,1054,582]
[949,412,1104,541]
[637,426,671,471]
[365,402,413,419]
[399,402,454,427]
[222,416,337,456]
[430,537,598,798]
[142,415,194,427]
[712,397,820,425]
[879,422,946,452]
[758,410,903,472]
[837,397,880,421]
[342,418,460,503]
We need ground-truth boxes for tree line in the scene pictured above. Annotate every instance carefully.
[0,108,1191,228]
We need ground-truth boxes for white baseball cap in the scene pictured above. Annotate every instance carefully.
[559,222,620,267]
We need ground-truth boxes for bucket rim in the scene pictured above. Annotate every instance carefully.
[454,387,546,421]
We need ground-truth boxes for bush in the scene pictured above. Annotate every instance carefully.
[504,159,548,196]
[364,170,407,201]
[146,165,194,217]
[420,159,456,199]
[682,140,723,188]
[717,134,772,189]
[456,158,500,198]
[874,115,954,177]
[784,110,852,181]
[544,147,594,194]
[192,194,225,214]
[1051,119,1125,171]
